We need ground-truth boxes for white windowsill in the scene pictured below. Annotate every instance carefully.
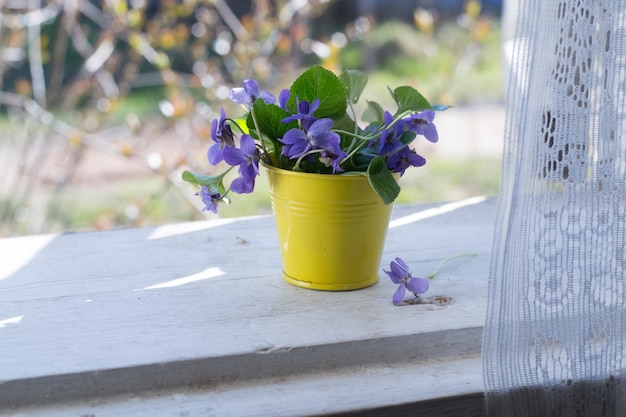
[0,197,494,417]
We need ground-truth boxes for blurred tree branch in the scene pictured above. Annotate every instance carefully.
[0,0,335,236]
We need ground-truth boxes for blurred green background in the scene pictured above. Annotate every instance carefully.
[0,0,504,236]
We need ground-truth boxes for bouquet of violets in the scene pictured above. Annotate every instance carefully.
[183,65,445,212]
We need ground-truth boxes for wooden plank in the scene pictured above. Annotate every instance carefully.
[3,356,485,417]
[0,198,495,414]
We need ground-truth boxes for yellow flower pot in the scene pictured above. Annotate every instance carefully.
[264,164,394,291]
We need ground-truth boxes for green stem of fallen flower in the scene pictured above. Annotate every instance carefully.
[426,253,477,280]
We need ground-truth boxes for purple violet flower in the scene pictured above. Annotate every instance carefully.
[230,79,276,108]
[319,147,348,173]
[223,134,260,194]
[375,111,404,155]
[196,186,221,213]
[401,109,439,143]
[208,108,235,165]
[386,146,426,176]
[282,97,321,131]
[384,257,429,305]
[279,118,340,160]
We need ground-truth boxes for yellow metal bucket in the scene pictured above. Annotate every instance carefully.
[264,164,394,291]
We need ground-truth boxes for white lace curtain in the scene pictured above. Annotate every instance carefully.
[483,0,626,415]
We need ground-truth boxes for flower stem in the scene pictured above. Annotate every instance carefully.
[293,149,323,171]
[347,101,359,136]
[340,139,369,167]
[334,108,418,165]
[426,253,477,280]
[333,129,378,142]
[250,106,275,166]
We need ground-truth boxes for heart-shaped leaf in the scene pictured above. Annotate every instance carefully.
[392,86,431,113]
[362,100,385,123]
[339,69,368,104]
[248,99,297,141]
[287,65,347,119]
[182,170,227,195]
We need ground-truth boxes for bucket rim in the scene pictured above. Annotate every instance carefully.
[261,162,368,181]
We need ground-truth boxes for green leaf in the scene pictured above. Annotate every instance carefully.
[392,86,431,114]
[248,99,297,141]
[339,69,368,104]
[287,65,347,119]
[362,100,385,123]
[181,170,226,194]
[396,130,417,146]
[367,156,400,204]
[333,112,358,134]
[231,117,249,134]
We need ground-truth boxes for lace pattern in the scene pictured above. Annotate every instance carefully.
[484,1,626,415]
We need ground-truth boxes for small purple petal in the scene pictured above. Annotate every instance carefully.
[389,258,410,279]
[281,114,299,124]
[280,129,307,145]
[307,118,334,137]
[383,111,394,125]
[405,277,429,295]
[392,285,406,305]
[393,257,410,271]
[422,123,439,143]
[280,129,310,158]
[384,268,402,284]
[223,146,246,166]
[240,134,257,154]
[259,90,276,104]
[229,87,250,105]
[210,117,219,141]
[243,79,260,96]
[239,159,259,180]
[230,175,255,194]
[279,89,290,110]
[208,142,224,165]
[300,98,320,115]
[311,131,339,150]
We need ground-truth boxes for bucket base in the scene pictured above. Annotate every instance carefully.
[282,271,379,291]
